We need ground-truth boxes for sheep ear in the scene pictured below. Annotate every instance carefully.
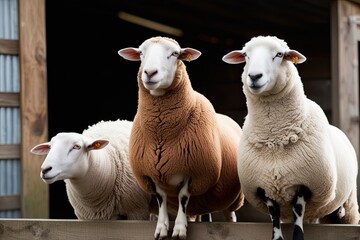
[118,47,141,61]
[179,48,201,62]
[284,50,306,64]
[30,143,51,155]
[222,50,246,64]
[87,140,109,151]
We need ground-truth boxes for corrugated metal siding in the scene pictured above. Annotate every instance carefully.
[0,0,21,218]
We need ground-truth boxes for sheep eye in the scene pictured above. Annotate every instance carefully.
[242,52,247,57]
[276,52,284,58]
[139,51,143,57]
[171,51,179,57]
[73,144,81,150]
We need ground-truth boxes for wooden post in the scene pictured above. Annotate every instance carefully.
[332,0,360,157]
[332,0,360,201]
[18,0,48,218]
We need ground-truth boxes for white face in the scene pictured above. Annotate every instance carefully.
[243,45,284,95]
[36,133,90,184]
[139,40,181,96]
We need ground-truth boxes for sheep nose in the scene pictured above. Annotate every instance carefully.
[249,73,263,82]
[41,166,52,175]
[144,69,158,78]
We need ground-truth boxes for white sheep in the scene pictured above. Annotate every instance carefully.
[222,35,359,240]
[118,36,245,239]
[30,119,156,220]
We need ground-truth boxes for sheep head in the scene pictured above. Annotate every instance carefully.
[222,35,306,96]
[118,36,201,96]
[30,133,109,184]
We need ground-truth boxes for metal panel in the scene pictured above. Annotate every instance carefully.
[0,0,21,218]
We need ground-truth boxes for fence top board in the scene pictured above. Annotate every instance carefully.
[0,219,359,240]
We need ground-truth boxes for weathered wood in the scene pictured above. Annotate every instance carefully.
[332,0,360,203]
[0,144,20,159]
[0,92,20,107]
[0,219,359,240]
[0,195,21,211]
[18,0,48,218]
[0,39,19,55]
[331,0,360,157]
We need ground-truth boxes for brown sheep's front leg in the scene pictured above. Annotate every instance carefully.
[172,177,191,239]
[154,186,169,240]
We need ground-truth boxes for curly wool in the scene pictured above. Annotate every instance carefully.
[130,60,244,216]
[65,120,152,220]
[238,45,359,223]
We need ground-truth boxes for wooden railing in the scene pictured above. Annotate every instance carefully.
[0,219,359,240]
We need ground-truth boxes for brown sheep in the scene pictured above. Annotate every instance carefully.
[118,36,244,239]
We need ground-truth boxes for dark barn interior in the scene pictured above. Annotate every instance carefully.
[45,0,332,219]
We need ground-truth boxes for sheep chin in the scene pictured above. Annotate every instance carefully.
[41,175,58,184]
[149,89,166,96]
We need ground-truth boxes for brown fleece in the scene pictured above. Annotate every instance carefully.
[129,60,244,216]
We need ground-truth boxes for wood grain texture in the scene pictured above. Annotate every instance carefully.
[0,195,20,211]
[0,39,18,55]
[18,0,48,218]
[0,220,359,240]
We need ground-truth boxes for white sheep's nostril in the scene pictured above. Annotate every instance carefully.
[42,166,52,175]
[144,69,158,78]
[249,73,263,82]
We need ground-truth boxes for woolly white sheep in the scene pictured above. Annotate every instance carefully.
[30,119,156,220]
[118,36,245,239]
[222,35,359,240]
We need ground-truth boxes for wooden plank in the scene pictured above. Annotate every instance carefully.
[332,0,360,202]
[0,39,19,55]
[0,220,359,240]
[332,0,360,158]
[18,0,48,218]
[0,195,20,211]
[0,92,19,107]
[0,144,20,159]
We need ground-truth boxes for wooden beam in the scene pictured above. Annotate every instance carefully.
[0,195,21,211]
[0,39,19,55]
[332,0,360,201]
[0,144,20,159]
[0,92,19,107]
[18,0,48,218]
[332,0,360,154]
[0,220,359,240]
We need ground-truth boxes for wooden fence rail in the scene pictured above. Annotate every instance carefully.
[0,219,359,240]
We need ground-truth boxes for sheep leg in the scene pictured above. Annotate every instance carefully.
[172,177,191,240]
[222,209,237,222]
[154,185,169,240]
[292,186,311,240]
[257,187,284,240]
[318,206,345,224]
[198,213,212,222]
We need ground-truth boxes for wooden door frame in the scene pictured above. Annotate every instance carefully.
[18,0,48,218]
[331,0,360,157]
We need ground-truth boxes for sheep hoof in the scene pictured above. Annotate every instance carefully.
[155,234,169,240]
[171,226,187,240]
[154,224,169,240]
[171,235,186,240]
